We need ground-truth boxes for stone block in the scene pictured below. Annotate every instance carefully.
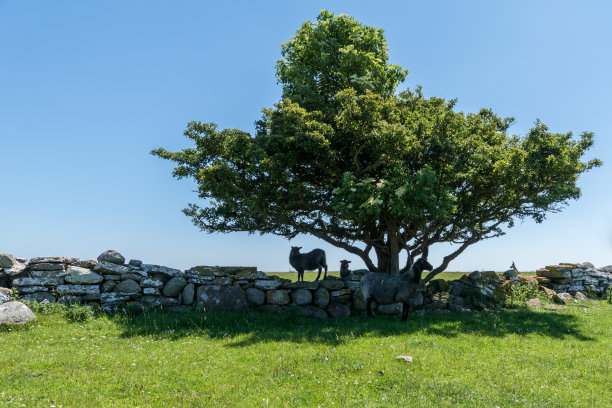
[266,289,290,305]
[195,285,247,311]
[290,288,312,305]
[162,277,188,297]
[65,266,103,284]
[97,250,125,265]
[246,287,265,306]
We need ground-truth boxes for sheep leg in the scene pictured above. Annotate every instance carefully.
[366,298,375,318]
[400,302,409,321]
[323,263,328,279]
[315,267,322,281]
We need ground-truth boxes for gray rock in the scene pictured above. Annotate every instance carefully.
[553,292,573,304]
[182,283,195,305]
[573,292,588,302]
[128,259,143,267]
[0,301,36,325]
[0,262,26,277]
[377,303,402,315]
[65,266,104,284]
[104,274,121,281]
[100,280,116,293]
[56,284,100,296]
[468,271,482,280]
[319,279,345,290]
[114,279,142,294]
[266,289,290,305]
[0,254,17,268]
[11,277,64,287]
[28,257,78,265]
[140,278,164,288]
[162,277,188,297]
[282,281,320,290]
[25,262,65,271]
[246,287,265,306]
[100,292,130,305]
[15,286,50,294]
[141,296,179,307]
[58,295,82,305]
[120,272,145,282]
[352,288,366,310]
[97,250,125,265]
[77,260,98,269]
[329,288,352,303]
[299,306,328,320]
[143,287,161,295]
[20,292,55,303]
[313,287,330,308]
[94,261,130,275]
[29,269,67,279]
[326,303,350,318]
[196,285,247,311]
[290,288,312,305]
[254,279,282,290]
[0,287,11,304]
[526,298,542,308]
[140,264,181,279]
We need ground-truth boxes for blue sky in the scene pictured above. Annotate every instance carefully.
[1,1,610,272]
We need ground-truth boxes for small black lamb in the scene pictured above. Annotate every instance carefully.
[360,258,434,321]
[289,247,328,281]
[339,259,351,279]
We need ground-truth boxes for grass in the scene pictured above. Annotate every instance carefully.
[1,299,610,407]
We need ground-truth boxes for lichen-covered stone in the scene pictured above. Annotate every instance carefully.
[196,285,247,311]
[101,280,116,293]
[0,301,36,325]
[94,261,130,275]
[254,279,282,290]
[266,289,290,305]
[77,260,98,269]
[11,277,64,287]
[329,288,352,303]
[290,288,312,305]
[97,250,125,265]
[299,306,327,320]
[162,277,187,297]
[128,259,143,267]
[140,264,181,279]
[313,287,330,308]
[56,284,100,296]
[182,283,195,305]
[143,287,161,296]
[20,292,55,303]
[65,266,103,284]
[552,292,572,304]
[25,262,65,271]
[318,279,345,290]
[282,281,319,290]
[0,287,11,304]
[28,269,67,279]
[246,287,265,306]
[141,278,164,288]
[0,254,17,268]
[114,279,142,294]
[326,303,350,318]
[0,262,26,277]
[28,257,78,265]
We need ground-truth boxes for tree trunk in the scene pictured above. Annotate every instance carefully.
[374,232,400,275]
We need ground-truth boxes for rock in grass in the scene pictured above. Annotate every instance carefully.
[326,303,350,318]
[0,287,11,304]
[553,292,572,304]
[526,298,542,308]
[0,301,36,325]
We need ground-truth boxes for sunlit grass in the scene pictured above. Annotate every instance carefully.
[1,300,610,407]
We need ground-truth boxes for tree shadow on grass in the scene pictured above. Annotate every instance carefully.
[114,305,593,346]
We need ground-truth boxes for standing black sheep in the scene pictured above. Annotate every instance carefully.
[289,247,328,281]
[360,258,434,321]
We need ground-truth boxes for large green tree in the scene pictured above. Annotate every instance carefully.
[153,11,600,280]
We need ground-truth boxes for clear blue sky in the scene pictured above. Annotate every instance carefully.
[1,1,610,272]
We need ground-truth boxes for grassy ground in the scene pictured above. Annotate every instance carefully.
[1,299,610,407]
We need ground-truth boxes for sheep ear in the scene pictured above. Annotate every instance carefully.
[348,261,351,263]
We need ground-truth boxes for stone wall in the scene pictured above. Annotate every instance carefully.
[1,251,611,318]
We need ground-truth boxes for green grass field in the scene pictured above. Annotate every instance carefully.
[1,298,610,407]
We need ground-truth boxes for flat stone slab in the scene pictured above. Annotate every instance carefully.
[94,261,130,275]
[56,284,100,296]
[11,277,64,287]
[0,301,36,325]
[28,257,79,265]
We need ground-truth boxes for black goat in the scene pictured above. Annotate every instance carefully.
[289,247,328,281]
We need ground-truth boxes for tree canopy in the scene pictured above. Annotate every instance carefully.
[152,11,601,279]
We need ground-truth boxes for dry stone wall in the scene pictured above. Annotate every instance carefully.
[1,251,611,318]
